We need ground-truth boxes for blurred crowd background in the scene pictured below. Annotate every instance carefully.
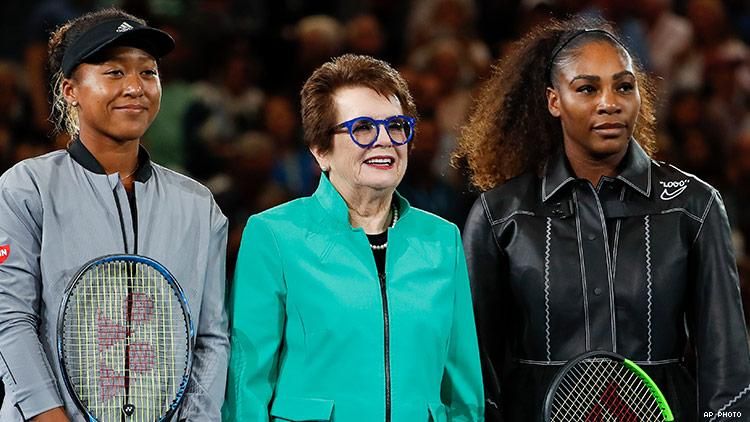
[0,0,749,319]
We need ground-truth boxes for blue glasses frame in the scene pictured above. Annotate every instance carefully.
[332,115,416,148]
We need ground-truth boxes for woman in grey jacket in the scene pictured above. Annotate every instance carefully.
[0,8,228,422]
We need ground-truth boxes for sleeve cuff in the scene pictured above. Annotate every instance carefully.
[11,379,64,420]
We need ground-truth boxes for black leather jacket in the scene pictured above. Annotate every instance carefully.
[464,141,750,421]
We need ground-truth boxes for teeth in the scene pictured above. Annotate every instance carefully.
[365,158,393,165]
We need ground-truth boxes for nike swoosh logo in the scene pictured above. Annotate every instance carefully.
[660,185,687,200]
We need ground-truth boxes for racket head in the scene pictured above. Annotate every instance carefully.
[57,254,195,422]
[542,350,674,422]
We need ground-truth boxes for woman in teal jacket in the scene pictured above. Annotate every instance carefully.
[223,54,483,421]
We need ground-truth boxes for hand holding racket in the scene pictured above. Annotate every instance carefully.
[543,351,674,422]
[57,255,194,422]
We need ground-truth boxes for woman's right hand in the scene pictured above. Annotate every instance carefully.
[32,407,71,422]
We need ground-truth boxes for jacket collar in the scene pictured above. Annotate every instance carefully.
[68,137,154,182]
[614,140,652,197]
[313,173,412,229]
[542,139,652,202]
[541,148,577,202]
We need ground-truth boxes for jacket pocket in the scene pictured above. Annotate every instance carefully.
[270,397,335,421]
[428,402,447,422]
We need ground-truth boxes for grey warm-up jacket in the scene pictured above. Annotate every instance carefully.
[0,139,229,421]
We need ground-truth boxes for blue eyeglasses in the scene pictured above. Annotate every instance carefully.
[331,115,416,148]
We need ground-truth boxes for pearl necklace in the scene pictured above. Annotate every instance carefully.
[369,204,399,250]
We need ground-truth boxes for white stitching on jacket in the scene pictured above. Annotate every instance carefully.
[480,194,504,252]
[611,187,626,283]
[490,210,535,226]
[692,191,717,246]
[709,383,750,422]
[573,191,591,349]
[645,215,653,361]
[660,207,702,222]
[544,217,552,361]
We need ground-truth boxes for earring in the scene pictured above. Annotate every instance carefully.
[71,100,78,107]
[320,165,329,172]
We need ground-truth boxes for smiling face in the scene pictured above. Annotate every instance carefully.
[63,46,161,144]
[311,86,409,200]
[546,41,641,163]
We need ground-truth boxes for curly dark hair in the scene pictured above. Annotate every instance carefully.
[454,16,657,191]
[48,8,146,136]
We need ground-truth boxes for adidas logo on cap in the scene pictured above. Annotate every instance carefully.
[116,22,134,32]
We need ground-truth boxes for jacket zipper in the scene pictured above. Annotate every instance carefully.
[113,186,136,421]
[378,272,391,422]
[112,189,129,253]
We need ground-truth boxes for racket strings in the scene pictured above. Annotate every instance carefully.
[61,260,190,421]
[551,358,666,421]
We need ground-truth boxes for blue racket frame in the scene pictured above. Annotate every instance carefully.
[56,254,195,422]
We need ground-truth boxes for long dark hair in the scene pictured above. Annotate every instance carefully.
[454,16,657,191]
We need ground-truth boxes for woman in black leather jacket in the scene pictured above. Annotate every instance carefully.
[456,17,750,422]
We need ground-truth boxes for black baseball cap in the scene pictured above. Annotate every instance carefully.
[61,18,175,77]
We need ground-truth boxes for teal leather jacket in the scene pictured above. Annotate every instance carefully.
[223,175,483,421]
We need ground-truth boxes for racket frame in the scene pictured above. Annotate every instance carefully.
[541,350,675,422]
[56,254,195,422]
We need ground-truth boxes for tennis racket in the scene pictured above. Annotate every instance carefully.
[57,254,194,422]
[543,350,674,422]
